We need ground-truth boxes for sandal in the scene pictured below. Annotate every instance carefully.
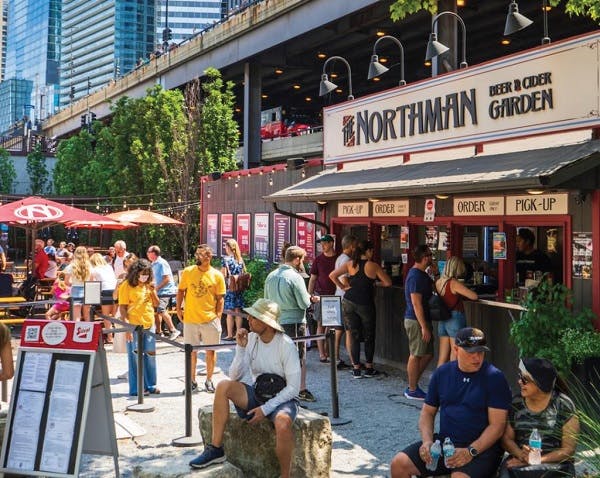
[145,388,160,395]
[319,357,330,363]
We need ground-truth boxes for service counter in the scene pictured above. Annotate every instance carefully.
[372,285,523,391]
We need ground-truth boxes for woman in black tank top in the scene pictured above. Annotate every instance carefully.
[329,240,391,378]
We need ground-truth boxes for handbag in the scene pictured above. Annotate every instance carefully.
[253,373,286,403]
[229,262,252,293]
[428,279,452,322]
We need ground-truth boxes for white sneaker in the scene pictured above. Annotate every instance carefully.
[170,329,181,340]
[117,371,128,380]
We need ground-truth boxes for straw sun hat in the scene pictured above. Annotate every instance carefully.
[243,298,283,332]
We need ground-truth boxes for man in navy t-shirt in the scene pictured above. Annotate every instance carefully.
[403,244,434,400]
[391,327,511,478]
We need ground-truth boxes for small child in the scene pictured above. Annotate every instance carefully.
[45,272,71,320]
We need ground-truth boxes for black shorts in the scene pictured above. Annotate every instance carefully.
[402,437,503,478]
[101,290,115,306]
[282,323,306,361]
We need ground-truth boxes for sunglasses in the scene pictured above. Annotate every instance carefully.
[518,372,533,385]
[455,336,487,348]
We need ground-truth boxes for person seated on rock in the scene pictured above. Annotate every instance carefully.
[189,298,301,478]
[498,358,579,478]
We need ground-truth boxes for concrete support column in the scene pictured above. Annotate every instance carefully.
[243,61,261,169]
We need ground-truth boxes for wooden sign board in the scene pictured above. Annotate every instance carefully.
[0,320,119,477]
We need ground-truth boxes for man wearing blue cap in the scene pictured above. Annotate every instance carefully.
[390,327,512,478]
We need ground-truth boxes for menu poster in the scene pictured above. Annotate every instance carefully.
[320,296,342,327]
[273,214,291,262]
[6,390,45,470]
[572,232,592,279]
[40,360,84,473]
[425,226,438,250]
[206,214,219,254]
[400,226,409,249]
[463,233,479,258]
[493,232,507,260]
[296,213,315,262]
[438,231,448,251]
[20,352,51,392]
[220,213,234,256]
[254,213,269,260]
[236,214,251,256]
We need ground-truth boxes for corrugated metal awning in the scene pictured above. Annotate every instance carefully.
[265,141,600,202]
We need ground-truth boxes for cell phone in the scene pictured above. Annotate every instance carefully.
[246,411,255,420]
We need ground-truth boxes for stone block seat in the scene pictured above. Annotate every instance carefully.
[198,404,332,478]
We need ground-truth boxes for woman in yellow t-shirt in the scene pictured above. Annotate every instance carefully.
[118,259,160,396]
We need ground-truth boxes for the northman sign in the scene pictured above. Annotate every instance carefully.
[323,32,600,164]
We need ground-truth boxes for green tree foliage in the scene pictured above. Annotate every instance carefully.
[198,67,239,173]
[26,144,49,194]
[389,0,600,21]
[0,148,16,194]
[52,68,240,260]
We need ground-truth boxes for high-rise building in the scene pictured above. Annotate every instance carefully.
[1,1,7,82]
[157,0,222,45]
[3,0,61,131]
[60,0,157,108]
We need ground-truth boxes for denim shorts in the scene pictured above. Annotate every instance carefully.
[437,310,466,338]
[234,382,298,422]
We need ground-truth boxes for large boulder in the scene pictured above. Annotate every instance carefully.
[198,405,332,478]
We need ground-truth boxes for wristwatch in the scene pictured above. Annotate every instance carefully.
[468,446,479,458]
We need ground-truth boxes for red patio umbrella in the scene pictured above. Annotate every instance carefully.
[0,196,119,226]
[0,196,121,265]
[105,209,184,225]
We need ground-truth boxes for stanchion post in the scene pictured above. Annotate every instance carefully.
[172,343,202,446]
[126,326,154,413]
[327,329,351,426]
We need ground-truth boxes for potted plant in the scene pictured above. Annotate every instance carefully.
[509,280,597,378]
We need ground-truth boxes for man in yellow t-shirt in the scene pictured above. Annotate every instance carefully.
[176,244,226,393]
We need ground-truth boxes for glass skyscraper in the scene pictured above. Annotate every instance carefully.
[157,0,222,44]
[2,0,60,131]
[1,1,7,81]
[60,0,156,108]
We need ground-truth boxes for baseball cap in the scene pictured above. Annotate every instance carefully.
[317,234,334,243]
[455,327,490,352]
[519,358,557,392]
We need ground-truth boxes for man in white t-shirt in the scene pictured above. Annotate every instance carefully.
[334,235,356,369]
[189,298,300,478]
[112,240,127,277]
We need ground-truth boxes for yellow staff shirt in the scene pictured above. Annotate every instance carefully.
[118,282,155,329]
[178,265,226,324]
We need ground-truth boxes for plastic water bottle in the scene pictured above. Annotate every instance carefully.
[426,439,441,471]
[528,428,542,465]
[443,437,455,468]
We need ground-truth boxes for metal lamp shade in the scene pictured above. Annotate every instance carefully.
[367,55,389,80]
[504,1,533,36]
[425,33,449,61]
[319,74,338,96]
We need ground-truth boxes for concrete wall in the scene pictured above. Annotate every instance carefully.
[7,153,57,194]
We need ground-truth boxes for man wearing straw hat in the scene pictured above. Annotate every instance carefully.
[189,298,301,477]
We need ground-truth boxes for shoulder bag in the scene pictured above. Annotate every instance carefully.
[428,279,452,322]
[253,373,286,403]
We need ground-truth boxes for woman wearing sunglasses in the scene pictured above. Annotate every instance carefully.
[499,358,579,478]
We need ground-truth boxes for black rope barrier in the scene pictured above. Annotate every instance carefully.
[94,311,342,444]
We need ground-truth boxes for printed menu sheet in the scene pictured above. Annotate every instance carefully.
[20,352,51,392]
[6,391,45,470]
[40,360,84,473]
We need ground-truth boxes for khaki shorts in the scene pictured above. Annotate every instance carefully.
[184,319,222,346]
[404,319,434,357]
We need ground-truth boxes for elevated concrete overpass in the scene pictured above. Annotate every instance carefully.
[41,0,598,166]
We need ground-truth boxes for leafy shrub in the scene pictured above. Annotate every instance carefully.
[242,257,278,306]
[510,280,596,377]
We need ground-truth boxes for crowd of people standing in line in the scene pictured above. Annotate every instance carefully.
[1,232,582,478]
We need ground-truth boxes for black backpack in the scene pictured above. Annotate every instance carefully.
[18,274,38,302]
